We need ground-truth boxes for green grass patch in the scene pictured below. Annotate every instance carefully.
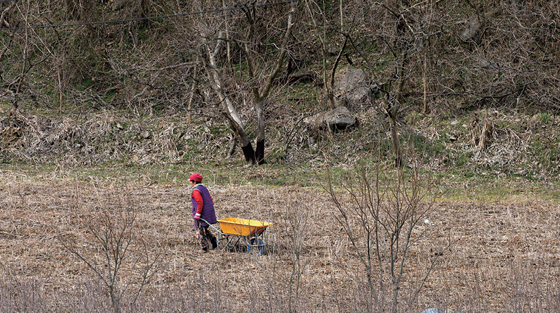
[533,112,554,124]
[429,143,446,154]
[286,83,320,108]
[455,151,473,167]
[209,124,228,136]
[2,157,559,204]
[78,77,94,91]
[406,111,424,126]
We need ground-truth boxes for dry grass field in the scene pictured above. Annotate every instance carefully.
[1,168,560,313]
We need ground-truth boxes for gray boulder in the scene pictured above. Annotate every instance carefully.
[460,15,482,42]
[334,69,377,109]
[304,106,357,132]
[112,0,127,11]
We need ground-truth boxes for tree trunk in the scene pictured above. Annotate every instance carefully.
[392,282,399,313]
[241,142,256,164]
[222,101,256,164]
[327,36,348,110]
[243,3,296,165]
[186,57,199,123]
[201,32,256,164]
[228,137,238,158]
[255,139,265,164]
[255,100,265,164]
[422,52,428,114]
[385,97,402,168]
[390,115,402,168]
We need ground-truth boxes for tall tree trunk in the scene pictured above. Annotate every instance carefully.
[390,47,407,168]
[390,114,402,168]
[327,36,348,109]
[422,52,428,114]
[385,97,402,168]
[201,32,256,164]
[255,100,265,164]
[243,3,296,165]
[186,57,199,124]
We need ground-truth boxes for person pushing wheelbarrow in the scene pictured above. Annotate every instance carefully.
[189,173,218,253]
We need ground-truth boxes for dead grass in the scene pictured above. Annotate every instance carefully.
[1,170,560,312]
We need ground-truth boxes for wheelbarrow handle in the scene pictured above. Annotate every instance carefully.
[199,218,221,233]
[199,218,224,250]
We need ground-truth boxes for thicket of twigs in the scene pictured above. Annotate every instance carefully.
[2,1,560,175]
[1,1,558,113]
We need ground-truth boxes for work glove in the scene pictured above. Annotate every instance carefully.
[194,213,201,220]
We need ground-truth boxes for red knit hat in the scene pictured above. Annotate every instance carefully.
[189,173,203,182]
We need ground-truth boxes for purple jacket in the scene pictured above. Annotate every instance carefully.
[191,184,217,227]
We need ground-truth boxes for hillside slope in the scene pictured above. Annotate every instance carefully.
[2,103,560,187]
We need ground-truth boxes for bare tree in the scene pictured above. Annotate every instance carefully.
[282,193,312,312]
[326,142,446,313]
[60,207,162,313]
[195,0,296,164]
[303,0,351,110]
[237,1,296,164]
[199,29,257,163]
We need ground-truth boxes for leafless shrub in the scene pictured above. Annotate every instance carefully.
[326,140,446,313]
[281,191,314,312]
[0,266,234,313]
[0,271,47,313]
[59,194,163,313]
[505,260,560,312]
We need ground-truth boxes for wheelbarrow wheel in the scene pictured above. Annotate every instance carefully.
[223,235,239,251]
[247,238,265,255]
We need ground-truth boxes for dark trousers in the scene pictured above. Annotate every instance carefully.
[198,226,217,250]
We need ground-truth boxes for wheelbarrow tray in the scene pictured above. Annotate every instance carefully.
[218,218,272,237]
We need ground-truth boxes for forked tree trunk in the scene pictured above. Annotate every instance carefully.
[242,142,256,164]
[201,32,256,164]
[221,97,256,164]
[200,3,295,165]
[243,3,296,165]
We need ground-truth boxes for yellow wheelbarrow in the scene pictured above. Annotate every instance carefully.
[201,217,273,254]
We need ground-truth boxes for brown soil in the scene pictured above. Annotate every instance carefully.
[1,172,559,312]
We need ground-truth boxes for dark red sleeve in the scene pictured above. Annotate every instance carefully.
[192,189,204,214]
